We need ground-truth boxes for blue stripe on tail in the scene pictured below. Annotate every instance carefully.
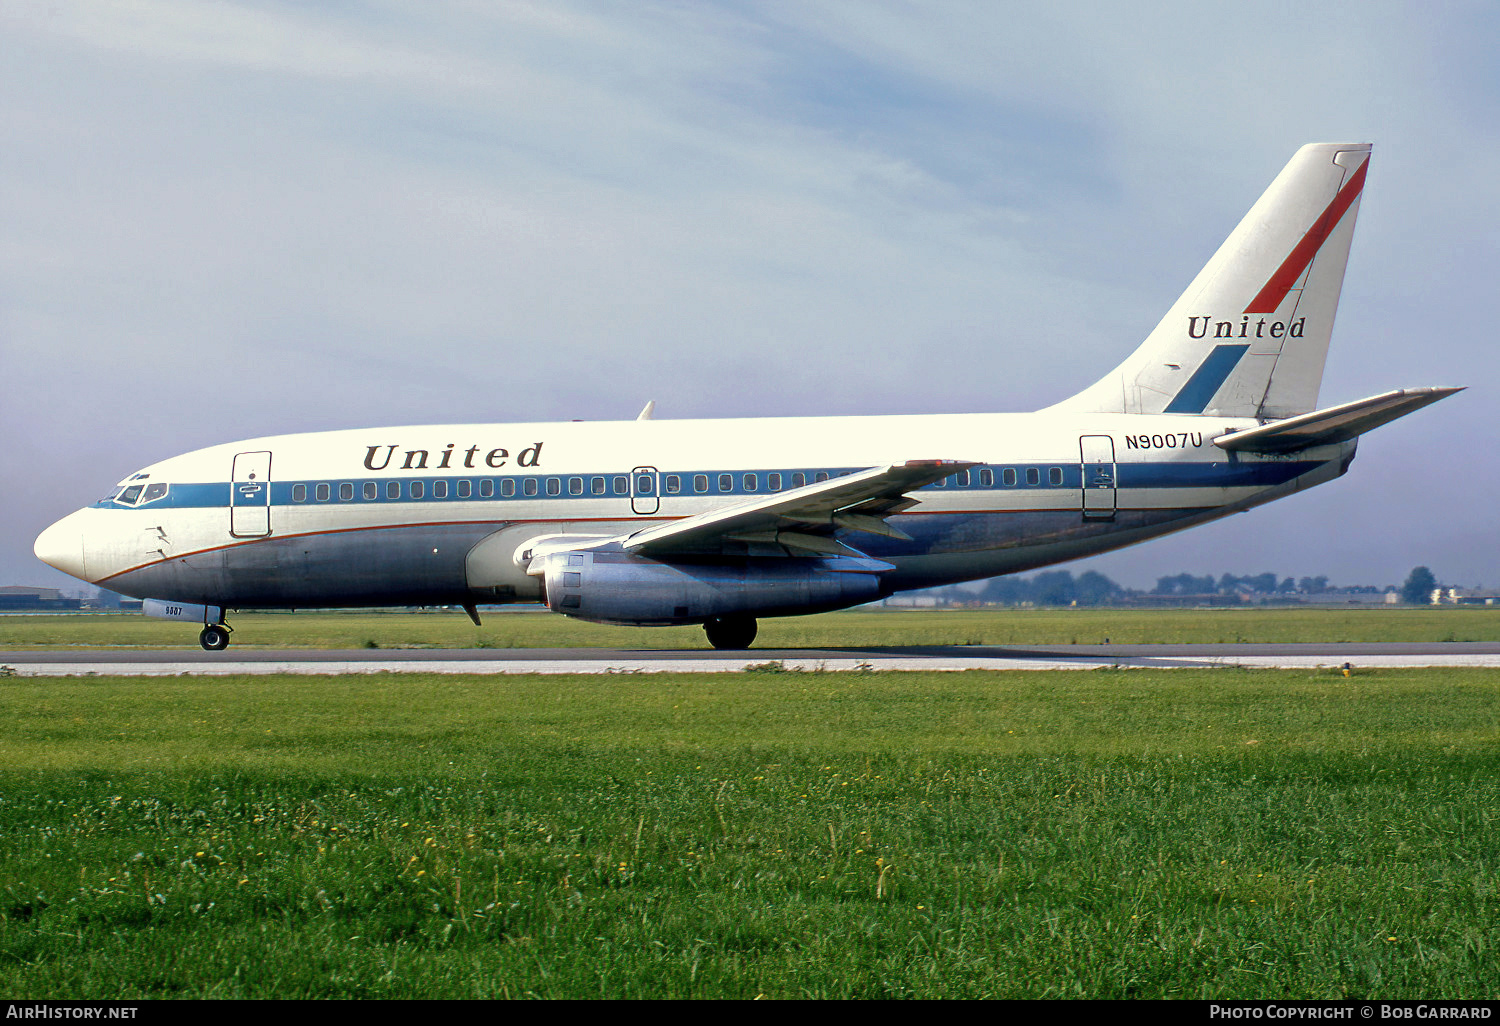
[1164,344,1250,414]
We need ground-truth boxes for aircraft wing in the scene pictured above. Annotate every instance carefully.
[622,460,975,559]
[1213,387,1462,454]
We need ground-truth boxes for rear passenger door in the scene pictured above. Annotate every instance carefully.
[1079,436,1116,520]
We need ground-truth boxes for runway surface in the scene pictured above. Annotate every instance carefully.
[6,642,1500,675]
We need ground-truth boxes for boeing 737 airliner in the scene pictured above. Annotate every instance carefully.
[35,143,1459,650]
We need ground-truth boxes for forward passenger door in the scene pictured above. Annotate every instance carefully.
[230,451,272,537]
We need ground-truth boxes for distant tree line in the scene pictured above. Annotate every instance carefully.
[1150,572,1351,596]
[953,565,1446,607]
[977,570,1124,607]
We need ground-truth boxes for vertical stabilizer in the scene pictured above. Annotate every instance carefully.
[1048,142,1371,418]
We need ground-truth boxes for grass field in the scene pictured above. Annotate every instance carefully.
[4,605,1500,650]
[2,665,1498,998]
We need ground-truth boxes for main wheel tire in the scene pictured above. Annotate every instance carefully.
[704,616,757,650]
[199,625,230,651]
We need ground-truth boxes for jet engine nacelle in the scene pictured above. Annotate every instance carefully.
[532,550,886,625]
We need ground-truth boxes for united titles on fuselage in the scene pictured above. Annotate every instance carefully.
[363,441,545,472]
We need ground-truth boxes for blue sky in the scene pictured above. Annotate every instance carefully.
[4,1,1496,593]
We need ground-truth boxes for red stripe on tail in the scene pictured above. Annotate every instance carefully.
[1244,158,1368,315]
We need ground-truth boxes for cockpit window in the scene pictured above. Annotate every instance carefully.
[112,482,169,506]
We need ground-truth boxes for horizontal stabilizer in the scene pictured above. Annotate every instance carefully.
[1213,387,1462,453]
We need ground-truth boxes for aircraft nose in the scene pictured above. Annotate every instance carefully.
[34,511,89,582]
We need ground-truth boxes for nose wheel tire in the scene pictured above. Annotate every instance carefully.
[199,625,231,651]
[704,616,757,650]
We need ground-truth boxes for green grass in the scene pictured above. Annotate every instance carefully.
[4,605,1500,650]
[2,667,1499,998]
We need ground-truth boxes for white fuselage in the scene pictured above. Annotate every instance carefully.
[36,409,1351,612]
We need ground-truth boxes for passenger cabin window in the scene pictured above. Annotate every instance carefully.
[956,470,970,487]
[457,480,472,498]
[694,475,708,493]
[980,469,993,487]
[1026,468,1040,486]
[409,481,424,499]
[592,477,607,495]
[339,483,354,501]
[1049,467,1063,486]
[792,473,806,488]
[387,481,400,499]
[292,484,307,502]
[665,475,681,494]
[613,476,628,494]
[718,474,732,492]
[481,479,495,498]
[546,478,561,496]
[433,480,448,499]
[569,478,583,495]
[523,479,538,497]
[316,483,330,501]
[744,473,757,492]
[364,482,378,500]
[1003,469,1017,486]
[769,473,782,492]
[814,472,829,483]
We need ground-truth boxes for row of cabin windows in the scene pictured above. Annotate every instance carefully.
[674,471,830,495]
[287,473,838,503]
[290,476,645,503]
[286,467,1068,503]
[933,467,1064,488]
[289,476,768,503]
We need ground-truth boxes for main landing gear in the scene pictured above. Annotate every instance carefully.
[199,621,233,651]
[704,616,757,651]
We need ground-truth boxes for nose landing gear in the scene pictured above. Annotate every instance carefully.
[199,622,233,651]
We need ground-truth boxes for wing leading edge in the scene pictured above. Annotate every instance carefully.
[623,459,976,561]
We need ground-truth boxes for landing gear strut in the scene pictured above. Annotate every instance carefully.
[199,622,232,651]
[704,616,757,650]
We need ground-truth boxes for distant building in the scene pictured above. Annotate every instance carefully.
[1430,588,1500,606]
[883,595,943,608]
[0,586,83,611]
